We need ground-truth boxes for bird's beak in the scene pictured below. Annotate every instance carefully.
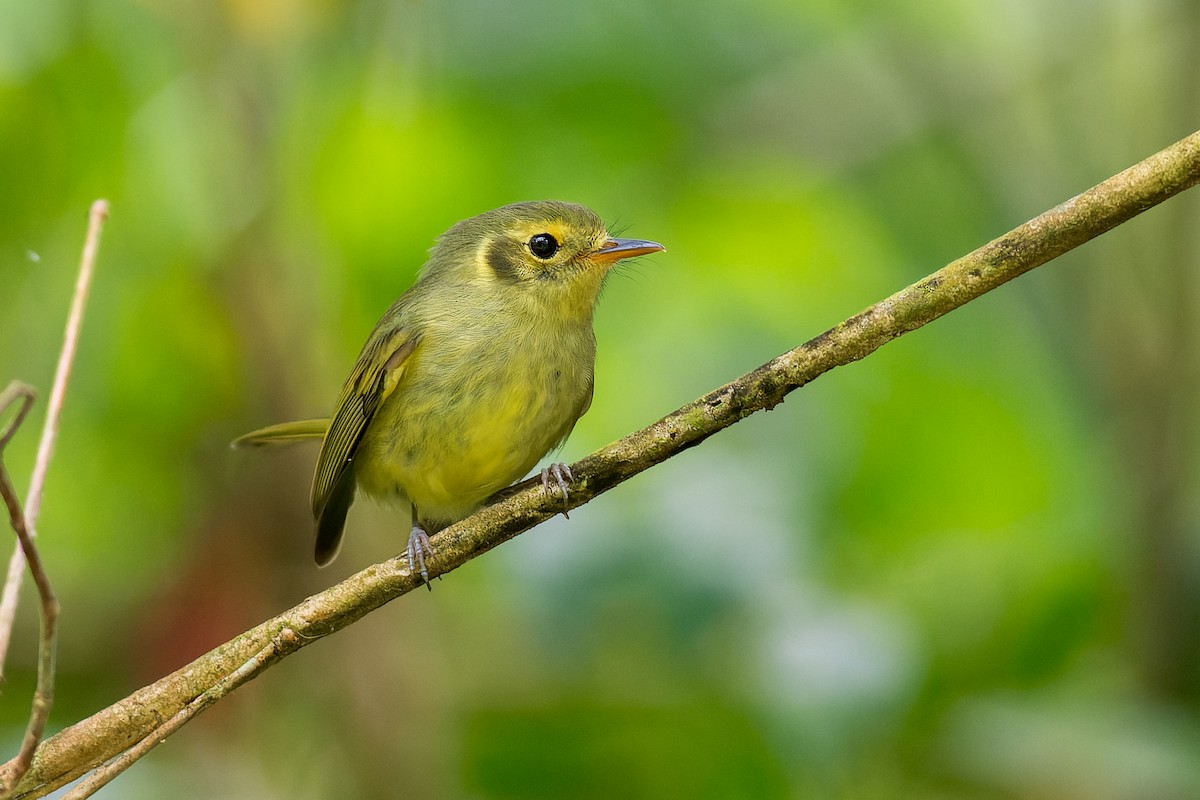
[591,237,665,265]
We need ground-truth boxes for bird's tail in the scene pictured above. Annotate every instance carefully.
[231,419,330,447]
[314,468,356,567]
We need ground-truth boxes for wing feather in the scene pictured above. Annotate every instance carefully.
[310,327,421,520]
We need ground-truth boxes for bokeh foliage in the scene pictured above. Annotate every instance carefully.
[2,0,1200,797]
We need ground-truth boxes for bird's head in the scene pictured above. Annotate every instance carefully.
[430,200,664,321]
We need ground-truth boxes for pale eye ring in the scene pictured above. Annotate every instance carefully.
[528,233,559,259]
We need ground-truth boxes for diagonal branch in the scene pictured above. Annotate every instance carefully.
[13,129,1200,798]
[58,628,301,800]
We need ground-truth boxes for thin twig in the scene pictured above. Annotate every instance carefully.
[0,384,60,799]
[0,200,108,675]
[11,130,1200,798]
[0,385,36,452]
[60,629,299,800]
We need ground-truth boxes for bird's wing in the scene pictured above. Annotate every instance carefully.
[311,326,422,521]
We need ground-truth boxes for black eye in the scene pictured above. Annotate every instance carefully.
[528,233,559,259]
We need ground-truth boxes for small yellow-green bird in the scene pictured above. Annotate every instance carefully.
[236,200,663,584]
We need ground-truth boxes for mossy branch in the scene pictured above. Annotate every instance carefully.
[16,129,1200,797]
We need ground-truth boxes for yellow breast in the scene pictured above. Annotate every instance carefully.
[354,313,594,526]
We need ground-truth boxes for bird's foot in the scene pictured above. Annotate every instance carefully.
[540,462,573,518]
[405,526,436,590]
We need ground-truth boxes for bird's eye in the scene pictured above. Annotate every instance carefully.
[528,233,559,259]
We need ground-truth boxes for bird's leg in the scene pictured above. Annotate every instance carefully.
[540,462,573,519]
[406,504,435,590]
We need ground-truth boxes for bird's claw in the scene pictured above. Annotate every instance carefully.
[540,462,573,518]
[405,526,436,590]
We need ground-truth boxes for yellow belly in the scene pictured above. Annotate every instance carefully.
[353,322,593,526]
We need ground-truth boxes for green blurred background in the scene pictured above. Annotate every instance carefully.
[3,0,1200,797]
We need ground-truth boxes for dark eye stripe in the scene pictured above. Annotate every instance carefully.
[485,238,523,283]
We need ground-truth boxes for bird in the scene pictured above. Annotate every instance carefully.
[235,200,664,585]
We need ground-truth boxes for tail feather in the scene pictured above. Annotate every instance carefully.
[232,419,330,448]
[314,467,357,566]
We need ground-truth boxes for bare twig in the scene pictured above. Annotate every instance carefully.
[0,385,36,452]
[0,200,108,674]
[0,383,60,799]
[60,629,300,800]
[11,130,1200,798]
